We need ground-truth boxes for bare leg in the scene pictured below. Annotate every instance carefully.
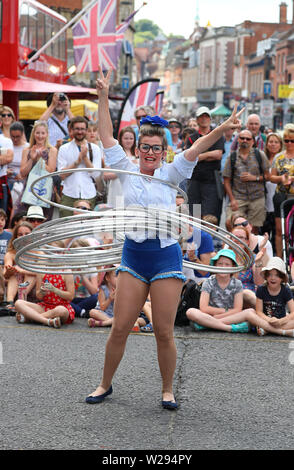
[187,308,232,332]
[89,308,113,327]
[15,299,47,324]
[87,272,149,398]
[150,278,183,403]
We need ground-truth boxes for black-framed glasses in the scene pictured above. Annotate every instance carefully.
[284,139,294,143]
[1,113,13,118]
[239,136,252,141]
[233,220,249,228]
[138,143,164,155]
[73,127,87,132]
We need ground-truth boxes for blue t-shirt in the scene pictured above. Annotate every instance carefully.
[185,228,214,278]
[0,230,12,265]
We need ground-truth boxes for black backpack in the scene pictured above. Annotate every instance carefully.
[175,280,202,326]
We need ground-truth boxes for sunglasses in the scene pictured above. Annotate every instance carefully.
[169,124,180,128]
[1,113,13,118]
[284,139,294,143]
[76,206,90,210]
[239,136,252,141]
[28,218,43,223]
[233,220,249,228]
[138,143,164,155]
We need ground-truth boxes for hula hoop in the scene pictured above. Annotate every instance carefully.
[14,167,254,275]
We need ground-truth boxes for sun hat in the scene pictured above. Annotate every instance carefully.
[210,249,237,266]
[26,206,46,220]
[196,106,211,118]
[261,257,288,282]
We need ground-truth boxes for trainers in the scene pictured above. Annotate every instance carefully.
[256,326,267,336]
[191,321,207,331]
[231,321,250,333]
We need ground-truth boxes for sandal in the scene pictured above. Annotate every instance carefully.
[16,313,25,324]
[48,317,61,328]
[140,323,153,333]
[88,318,103,327]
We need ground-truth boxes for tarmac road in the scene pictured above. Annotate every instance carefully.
[1,315,294,452]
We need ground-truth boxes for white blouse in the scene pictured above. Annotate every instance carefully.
[103,142,197,247]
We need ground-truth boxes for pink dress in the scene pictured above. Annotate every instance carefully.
[38,273,75,324]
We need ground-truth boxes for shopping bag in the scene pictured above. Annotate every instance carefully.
[21,158,53,208]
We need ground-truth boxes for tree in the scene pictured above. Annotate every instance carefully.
[135,19,160,37]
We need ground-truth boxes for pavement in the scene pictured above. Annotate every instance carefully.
[1,315,294,452]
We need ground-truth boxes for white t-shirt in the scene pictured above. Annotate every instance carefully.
[0,135,13,177]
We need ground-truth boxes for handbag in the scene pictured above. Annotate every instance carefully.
[21,158,53,208]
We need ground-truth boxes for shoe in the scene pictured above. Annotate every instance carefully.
[191,321,207,331]
[48,317,61,328]
[131,325,140,332]
[231,321,250,333]
[256,326,267,336]
[162,397,178,410]
[140,323,153,332]
[85,385,113,404]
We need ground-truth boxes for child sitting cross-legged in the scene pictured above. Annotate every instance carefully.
[255,257,294,337]
[186,248,271,334]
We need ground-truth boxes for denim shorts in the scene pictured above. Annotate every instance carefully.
[117,237,186,284]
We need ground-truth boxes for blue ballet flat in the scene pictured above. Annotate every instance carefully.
[162,397,178,410]
[85,385,113,404]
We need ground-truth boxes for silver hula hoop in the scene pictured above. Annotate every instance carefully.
[14,167,254,275]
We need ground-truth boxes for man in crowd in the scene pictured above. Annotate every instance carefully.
[185,106,225,223]
[223,129,270,233]
[40,92,74,146]
[57,116,103,217]
[230,113,265,151]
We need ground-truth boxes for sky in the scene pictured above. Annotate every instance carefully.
[134,0,293,37]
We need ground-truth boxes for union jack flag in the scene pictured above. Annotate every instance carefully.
[72,0,117,73]
[115,9,139,59]
[116,78,160,136]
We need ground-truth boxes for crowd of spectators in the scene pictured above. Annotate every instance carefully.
[1,94,294,338]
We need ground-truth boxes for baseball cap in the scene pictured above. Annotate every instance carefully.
[196,106,211,118]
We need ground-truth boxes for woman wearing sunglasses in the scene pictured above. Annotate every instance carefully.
[84,66,244,410]
[270,124,294,258]
[0,106,18,140]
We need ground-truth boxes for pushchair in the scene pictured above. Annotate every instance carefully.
[281,197,294,282]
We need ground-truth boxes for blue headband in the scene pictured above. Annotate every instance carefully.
[140,115,169,128]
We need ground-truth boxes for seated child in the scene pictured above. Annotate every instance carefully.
[255,257,294,337]
[186,248,262,333]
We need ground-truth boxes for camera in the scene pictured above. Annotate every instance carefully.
[59,93,67,101]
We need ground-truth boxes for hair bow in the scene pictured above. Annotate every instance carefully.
[140,115,169,128]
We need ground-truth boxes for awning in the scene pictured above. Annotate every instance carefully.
[0,77,97,96]
[19,99,98,120]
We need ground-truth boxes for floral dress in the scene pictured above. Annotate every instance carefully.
[38,273,75,324]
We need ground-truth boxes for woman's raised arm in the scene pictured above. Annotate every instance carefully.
[96,67,116,149]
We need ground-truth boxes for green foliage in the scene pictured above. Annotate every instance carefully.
[135,19,160,37]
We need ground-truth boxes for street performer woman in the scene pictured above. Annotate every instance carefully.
[85,66,244,410]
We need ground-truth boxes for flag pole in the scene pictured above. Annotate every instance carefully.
[25,0,99,66]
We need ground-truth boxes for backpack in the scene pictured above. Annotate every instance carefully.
[175,279,202,326]
[230,148,267,194]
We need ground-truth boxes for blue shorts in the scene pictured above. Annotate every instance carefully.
[117,237,186,285]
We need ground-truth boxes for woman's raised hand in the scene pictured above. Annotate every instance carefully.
[96,66,112,98]
[222,103,245,131]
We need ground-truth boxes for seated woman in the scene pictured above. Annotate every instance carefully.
[4,221,36,308]
[229,225,267,308]
[14,241,75,328]
[229,213,273,258]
